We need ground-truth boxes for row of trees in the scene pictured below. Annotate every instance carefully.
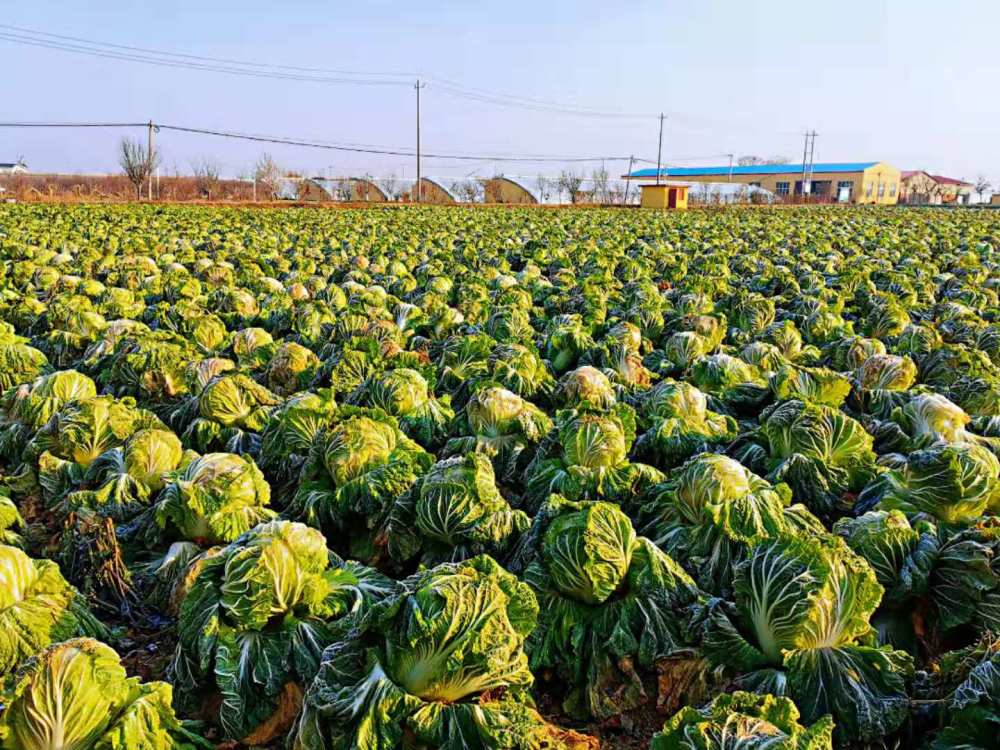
[120,138,286,200]
[119,136,637,205]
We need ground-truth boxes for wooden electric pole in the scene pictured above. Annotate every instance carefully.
[655,113,665,185]
[623,154,634,205]
[415,79,427,202]
[147,120,155,200]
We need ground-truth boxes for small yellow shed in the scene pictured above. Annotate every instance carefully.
[640,183,689,210]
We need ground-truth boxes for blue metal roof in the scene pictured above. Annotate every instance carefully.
[627,162,878,178]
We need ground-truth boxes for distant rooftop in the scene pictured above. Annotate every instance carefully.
[930,174,971,187]
[901,170,972,187]
[626,162,879,178]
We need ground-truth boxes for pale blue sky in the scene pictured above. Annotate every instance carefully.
[2,1,995,182]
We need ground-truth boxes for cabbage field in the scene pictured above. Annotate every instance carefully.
[0,202,998,749]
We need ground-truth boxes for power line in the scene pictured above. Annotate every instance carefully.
[0,121,148,128]
[429,79,656,120]
[0,120,640,163]
[0,30,414,87]
[0,121,733,166]
[158,124,639,162]
[0,24,834,137]
[0,120,610,160]
[0,24,656,119]
[0,23,417,78]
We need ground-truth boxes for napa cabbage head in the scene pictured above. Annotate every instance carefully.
[0,638,207,750]
[265,341,321,396]
[123,428,184,492]
[651,691,834,750]
[0,545,106,677]
[156,452,274,544]
[866,442,1000,525]
[539,500,636,605]
[381,555,537,702]
[510,495,703,720]
[291,555,583,750]
[0,343,50,393]
[555,366,617,411]
[562,411,630,469]
[702,533,913,742]
[709,534,883,664]
[172,520,396,742]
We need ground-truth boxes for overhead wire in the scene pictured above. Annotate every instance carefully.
[0,31,414,86]
[0,121,644,163]
[0,23,823,137]
[0,26,767,167]
[0,121,148,128]
[0,23,814,136]
[0,24,658,119]
[151,124,643,163]
[0,23,417,78]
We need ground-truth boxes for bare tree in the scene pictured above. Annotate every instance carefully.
[119,137,159,199]
[975,175,992,203]
[534,175,553,204]
[331,177,350,201]
[450,179,483,203]
[557,170,584,204]
[590,167,611,204]
[606,181,624,205]
[903,174,942,205]
[254,153,282,200]
[192,157,222,200]
[376,174,402,201]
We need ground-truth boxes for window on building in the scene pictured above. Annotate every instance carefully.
[866,183,873,197]
[890,183,897,197]
[775,181,790,196]
[878,182,886,197]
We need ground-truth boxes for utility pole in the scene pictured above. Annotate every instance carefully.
[147,120,155,201]
[727,153,734,182]
[415,79,427,203]
[799,130,818,202]
[623,155,634,206]
[806,130,817,200]
[800,131,809,202]
[655,113,665,185]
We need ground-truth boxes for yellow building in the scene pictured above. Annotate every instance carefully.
[624,162,901,205]
[640,183,689,209]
